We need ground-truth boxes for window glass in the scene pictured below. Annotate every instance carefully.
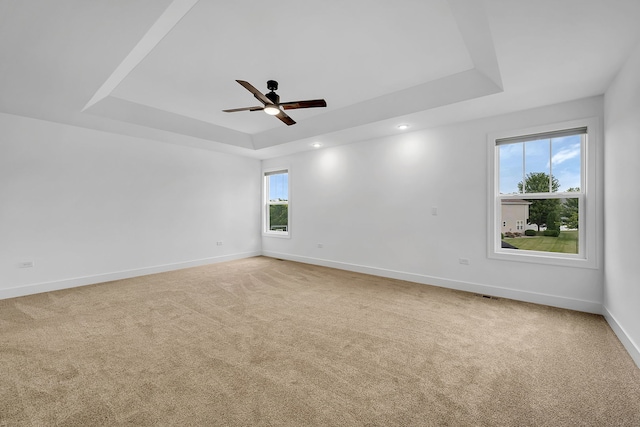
[551,135,582,192]
[264,170,289,236]
[498,142,523,194]
[523,139,550,192]
[268,204,288,232]
[268,173,288,203]
[500,197,579,255]
[499,134,582,195]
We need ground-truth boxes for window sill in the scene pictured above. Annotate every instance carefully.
[263,231,291,239]
[489,249,597,269]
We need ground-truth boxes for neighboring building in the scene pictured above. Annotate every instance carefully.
[501,199,532,233]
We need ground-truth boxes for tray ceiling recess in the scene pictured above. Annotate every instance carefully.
[82,0,503,151]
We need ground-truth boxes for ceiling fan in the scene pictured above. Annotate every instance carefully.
[222,80,327,126]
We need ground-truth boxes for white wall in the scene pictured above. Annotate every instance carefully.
[0,113,262,298]
[603,42,640,367]
[263,96,604,313]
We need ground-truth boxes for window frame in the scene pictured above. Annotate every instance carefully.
[263,167,291,238]
[487,117,598,268]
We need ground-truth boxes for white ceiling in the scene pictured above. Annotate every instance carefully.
[1,0,639,159]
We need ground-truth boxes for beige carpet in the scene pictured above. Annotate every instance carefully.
[1,256,639,426]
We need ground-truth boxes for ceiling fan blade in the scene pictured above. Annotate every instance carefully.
[222,106,264,113]
[276,111,296,126]
[236,80,272,105]
[280,99,327,110]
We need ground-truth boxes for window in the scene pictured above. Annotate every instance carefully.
[264,169,290,237]
[488,118,598,268]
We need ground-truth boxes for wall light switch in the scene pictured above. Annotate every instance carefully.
[431,207,438,216]
[18,261,34,268]
[216,241,223,246]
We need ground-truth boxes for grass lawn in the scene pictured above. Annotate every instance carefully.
[503,230,578,254]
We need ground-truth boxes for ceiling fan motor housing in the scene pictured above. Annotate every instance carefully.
[267,80,278,91]
[266,91,280,105]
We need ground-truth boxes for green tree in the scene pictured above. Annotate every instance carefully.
[269,204,288,230]
[517,172,559,193]
[561,187,580,230]
[545,210,560,231]
[517,172,561,232]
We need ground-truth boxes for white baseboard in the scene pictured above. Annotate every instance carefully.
[602,306,640,369]
[0,251,261,300]
[262,251,603,314]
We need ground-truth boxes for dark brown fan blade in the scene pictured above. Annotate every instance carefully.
[276,111,296,126]
[222,106,264,113]
[280,99,327,110]
[236,80,272,105]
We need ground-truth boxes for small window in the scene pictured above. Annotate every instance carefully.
[488,118,598,268]
[264,169,289,237]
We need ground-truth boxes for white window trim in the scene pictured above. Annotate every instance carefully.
[487,117,598,269]
[263,166,291,238]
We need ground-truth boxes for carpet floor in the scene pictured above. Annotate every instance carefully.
[1,256,639,426]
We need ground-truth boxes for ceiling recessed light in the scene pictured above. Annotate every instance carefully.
[311,142,323,148]
[397,124,410,130]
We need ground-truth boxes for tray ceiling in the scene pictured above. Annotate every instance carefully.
[2,0,640,158]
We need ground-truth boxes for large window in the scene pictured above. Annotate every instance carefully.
[264,169,289,237]
[488,118,598,268]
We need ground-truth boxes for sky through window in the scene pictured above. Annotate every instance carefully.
[499,135,581,194]
[268,173,288,201]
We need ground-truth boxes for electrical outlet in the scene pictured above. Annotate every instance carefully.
[317,243,323,248]
[18,261,34,268]
[431,207,438,216]
[458,258,470,265]
[216,241,223,246]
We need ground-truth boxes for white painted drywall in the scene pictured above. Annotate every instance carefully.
[262,96,604,313]
[0,113,262,298]
[603,41,640,367]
